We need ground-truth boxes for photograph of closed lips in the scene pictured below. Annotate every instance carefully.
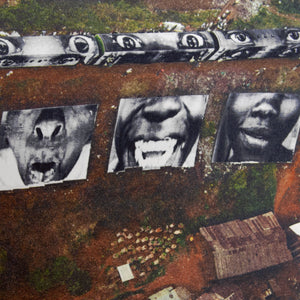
[212,93,300,163]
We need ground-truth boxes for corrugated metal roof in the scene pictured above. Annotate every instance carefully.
[199,212,292,279]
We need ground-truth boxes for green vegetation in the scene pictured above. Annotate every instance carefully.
[271,0,300,14]
[0,0,218,34]
[2,1,298,35]
[229,7,300,30]
[217,164,277,221]
[29,256,91,296]
[71,228,94,255]
[201,121,216,138]
[66,268,92,296]
[135,265,165,287]
[0,0,102,34]
[175,236,186,248]
[88,1,218,33]
[185,215,208,234]
[112,288,144,300]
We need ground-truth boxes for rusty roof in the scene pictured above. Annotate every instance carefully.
[199,212,292,279]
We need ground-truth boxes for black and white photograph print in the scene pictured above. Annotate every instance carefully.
[0,35,99,68]
[0,104,98,191]
[212,93,300,163]
[108,95,208,172]
[94,31,215,66]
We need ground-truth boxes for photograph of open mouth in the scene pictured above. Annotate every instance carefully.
[212,92,300,163]
[0,104,98,191]
[108,95,208,172]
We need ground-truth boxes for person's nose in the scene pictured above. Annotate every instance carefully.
[142,97,182,122]
[251,99,279,119]
[33,108,65,142]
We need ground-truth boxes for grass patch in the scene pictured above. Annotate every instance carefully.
[112,288,145,300]
[29,256,92,296]
[217,164,277,221]
[201,121,216,138]
[271,0,300,15]
[71,228,94,255]
[229,7,300,29]
[135,265,165,287]
[0,0,219,34]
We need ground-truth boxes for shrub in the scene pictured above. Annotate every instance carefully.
[0,0,104,34]
[201,121,216,138]
[218,164,277,221]
[29,267,55,292]
[29,256,92,296]
[271,0,300,14]
[0,0,220,34]
[229,7,300,30]
[135,265,165,287]
[66,268,92,296]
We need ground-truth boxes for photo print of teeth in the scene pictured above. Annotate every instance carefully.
[108,95,208,172]
[0,104,98,191]
[212,93,300,163]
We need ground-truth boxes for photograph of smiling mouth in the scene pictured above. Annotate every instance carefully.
[130,137,186,169]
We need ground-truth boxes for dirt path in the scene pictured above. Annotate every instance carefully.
[144,0,223,11]
[274,149,300,226]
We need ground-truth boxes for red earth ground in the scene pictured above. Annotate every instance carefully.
[274,148,300,226]
[0,1,300,296]
[0,57,299,299]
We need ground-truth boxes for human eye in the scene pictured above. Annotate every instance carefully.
[181,34,204,48]
[286,30,300,42]
[229,32,252,44]
[116,35,142,49]
[0,38,17,56]
[68,36,91,53]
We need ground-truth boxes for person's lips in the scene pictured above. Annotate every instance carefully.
[133,137,185,169]
[239,127,274,149]
[27,160,59,184]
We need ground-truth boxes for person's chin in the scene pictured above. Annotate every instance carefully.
[122,137,187,170]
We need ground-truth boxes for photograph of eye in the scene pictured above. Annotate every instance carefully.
[287,30,300,42]
[116,35,142,49]
[69,36,90,53]
[229,32,252,43]
[0,38,16,56]
[181,34,204,48]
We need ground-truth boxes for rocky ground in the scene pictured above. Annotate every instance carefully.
[145,0,270,21]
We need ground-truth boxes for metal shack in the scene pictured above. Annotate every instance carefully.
[199,212,292,279]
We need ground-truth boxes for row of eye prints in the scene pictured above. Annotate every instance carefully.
[0,28,300,67]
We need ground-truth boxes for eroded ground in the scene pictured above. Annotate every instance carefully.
[0,55,299,299]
